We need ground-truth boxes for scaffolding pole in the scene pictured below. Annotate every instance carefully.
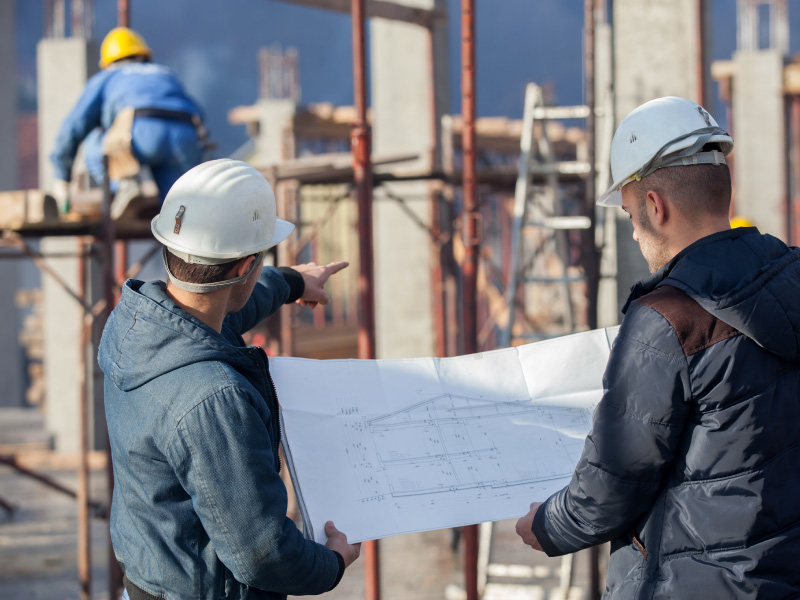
[584,0,599,331]
[696,0,708,109]
[351,1,380,599]
[77,238,92,600]
[460,1,479,599]
[102,158,124,600]
[117,0,130,27]
[585,2,602,597]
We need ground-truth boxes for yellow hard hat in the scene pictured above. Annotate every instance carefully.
[99,27,152,69]
[730,215,754,229]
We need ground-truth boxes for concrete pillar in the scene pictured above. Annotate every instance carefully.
[40,237,107,451]
[37,38,98,190]
[732,50,786,239]
[370,0,449,358]
[255,99,298,166]
[610,0,711,314]
[37,39,105,450]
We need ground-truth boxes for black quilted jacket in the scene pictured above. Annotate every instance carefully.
[532,227,800,599]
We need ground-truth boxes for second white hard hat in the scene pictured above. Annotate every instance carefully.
[151,159,294,265]
[598,96,734,207]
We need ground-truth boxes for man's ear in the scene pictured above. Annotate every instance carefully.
[646,190,668,227]
[233,255,256,278]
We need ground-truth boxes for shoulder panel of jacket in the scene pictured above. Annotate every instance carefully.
[636,285,741,356]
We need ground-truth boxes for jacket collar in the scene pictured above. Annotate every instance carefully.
[621,227,758,314]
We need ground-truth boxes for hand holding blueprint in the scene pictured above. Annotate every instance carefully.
[271,327,619,544]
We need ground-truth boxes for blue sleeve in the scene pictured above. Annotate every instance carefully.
[50,71,111,181]
[224,267,304,335]
[532,304,692,556]
[166,386,340,594]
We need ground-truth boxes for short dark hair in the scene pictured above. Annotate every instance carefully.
[164,249,239,284]
[628,161,731,221]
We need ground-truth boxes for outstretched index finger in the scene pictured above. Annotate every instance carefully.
[323,261,349,278]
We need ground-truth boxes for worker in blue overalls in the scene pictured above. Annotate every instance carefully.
[50,27,209,219]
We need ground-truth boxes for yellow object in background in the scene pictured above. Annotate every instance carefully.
[730,215,754,229]
[99,27,152,69]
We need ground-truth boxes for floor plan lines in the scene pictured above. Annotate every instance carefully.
[361,394,591,500]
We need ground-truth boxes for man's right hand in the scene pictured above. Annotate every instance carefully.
[291,261,349,309]
[324,521,361,568]
[51,179,71,215]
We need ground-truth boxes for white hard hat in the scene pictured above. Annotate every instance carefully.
[598,96,733,207]
[151,159,294,265]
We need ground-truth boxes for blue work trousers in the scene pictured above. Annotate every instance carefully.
[84,116,203,201]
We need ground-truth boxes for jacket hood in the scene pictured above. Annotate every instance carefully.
[98,280,253,391]
[625,227,800,362]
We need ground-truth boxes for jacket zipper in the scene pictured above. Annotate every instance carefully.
[257,347,282,474]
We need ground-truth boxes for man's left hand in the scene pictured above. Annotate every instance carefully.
[291,261,349,309]
[515,502,544,551]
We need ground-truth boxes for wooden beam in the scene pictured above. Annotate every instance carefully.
[785,62,800,95]
[267,0,446,28]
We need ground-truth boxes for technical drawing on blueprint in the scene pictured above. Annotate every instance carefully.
[273,327,619,543]
[356,395,589,498]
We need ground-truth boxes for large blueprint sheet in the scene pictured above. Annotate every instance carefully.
[272,327,619,544]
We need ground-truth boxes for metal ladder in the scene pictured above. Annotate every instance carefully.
[471,520,585,600]
[498,83,593,348]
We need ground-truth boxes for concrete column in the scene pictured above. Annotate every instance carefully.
[41,237,82,450]
[40,237,107,452]
[732,50,786,239]
[255,99,298,166]
[37,38,98,190]
[370,0,449,359]
[38,39,105,450]
[610,0,711,313]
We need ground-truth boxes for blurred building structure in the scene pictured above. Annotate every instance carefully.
[712,0,799,244]
[4,1,800,599]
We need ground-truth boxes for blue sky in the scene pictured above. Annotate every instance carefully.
[15,1,800,155]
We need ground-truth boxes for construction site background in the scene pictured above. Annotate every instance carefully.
[3,1,800,599]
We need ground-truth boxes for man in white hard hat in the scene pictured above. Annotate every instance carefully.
[515,97,800,597]
[98,159,360,600]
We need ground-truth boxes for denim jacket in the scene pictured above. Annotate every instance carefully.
[98,267,342,600]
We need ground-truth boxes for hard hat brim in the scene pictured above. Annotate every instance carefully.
[270,218,295,249]
[151,215,295,263]
[597,184,622,207]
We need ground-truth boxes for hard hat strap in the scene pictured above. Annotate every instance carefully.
[656,149,727,171]
[636,126,728,181]
[162,247,262,294]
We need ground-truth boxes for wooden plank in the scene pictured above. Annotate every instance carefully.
[267,0,446,27]
[710,59,735,82]
[785,62,800,94]
[0,190,57,229]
